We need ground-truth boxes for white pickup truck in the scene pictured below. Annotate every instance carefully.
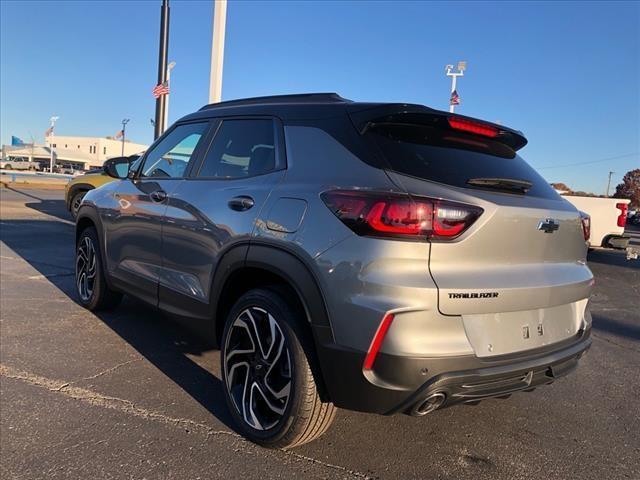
[0,157,38,171]
[562,195,631,249]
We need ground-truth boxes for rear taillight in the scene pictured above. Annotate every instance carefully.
[448,116,499,138]
[580,211,591,242]
[616,203,628,227]
[321,191,483,240]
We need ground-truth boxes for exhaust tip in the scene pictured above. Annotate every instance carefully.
[411,392,446,416]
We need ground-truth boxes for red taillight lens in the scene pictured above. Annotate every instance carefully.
[363,313,394,371]
[321,191,483,240]
[448,116,499,138]
[616,203,628,227]
[580,212,591,242]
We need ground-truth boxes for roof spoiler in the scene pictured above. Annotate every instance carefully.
[348,104,528,151]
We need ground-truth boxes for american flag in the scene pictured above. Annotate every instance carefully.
[153,82,169,98]
[450,89,460,106]
[44,126,54,137]
[115,129,124,139]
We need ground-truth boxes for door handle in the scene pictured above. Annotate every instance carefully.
[228,195,255,211]
[149,189,167,203]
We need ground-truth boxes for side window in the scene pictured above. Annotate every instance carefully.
[141,122,209,178]
[197,119,275,178]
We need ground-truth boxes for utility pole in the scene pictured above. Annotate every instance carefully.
[121,118,130,157]
[164,61,176,130]
[208,0,227,104]
[445,61,466,113]
[48,116,59,173]
[154,0,170,139]
[606,171,615,197]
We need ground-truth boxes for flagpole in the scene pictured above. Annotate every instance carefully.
[164,61,176,131]
[48,116,59,173]
[121,118,130,157]
[445,61,466,113]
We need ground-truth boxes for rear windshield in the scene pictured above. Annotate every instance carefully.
[367,123,557,199]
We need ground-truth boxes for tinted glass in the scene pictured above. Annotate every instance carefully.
[368,123,557,199]
[141,122,208,178]
[197,119,275,178]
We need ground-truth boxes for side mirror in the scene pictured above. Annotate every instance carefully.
[103,157,130,179]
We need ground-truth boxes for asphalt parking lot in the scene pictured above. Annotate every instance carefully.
[1,185,639,480]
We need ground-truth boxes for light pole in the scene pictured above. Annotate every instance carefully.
[48,116,59,173]
[164,61,176,131]
[606,171,615,197]
[121,118,130,157]
[445,61,466,113]
[209,0,227,104]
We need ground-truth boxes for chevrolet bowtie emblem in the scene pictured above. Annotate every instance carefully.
[538,218,560,233]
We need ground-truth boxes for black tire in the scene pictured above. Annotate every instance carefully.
[75,226,122,311]
[221,287,336,449]
[4,164,12,170]
[70,190,88,220]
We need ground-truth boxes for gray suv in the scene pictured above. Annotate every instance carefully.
[75,93,593,448]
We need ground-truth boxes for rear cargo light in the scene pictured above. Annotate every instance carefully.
[448,116,499,138]
[363,313,395,371]
[579,211,591,242]
[321,191,483,240]
[616,203,628,227]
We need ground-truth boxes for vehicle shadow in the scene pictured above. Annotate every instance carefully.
[591,313,640,341]
[2,184,73,223]
[0,218,235,430]
[587,248,639,268]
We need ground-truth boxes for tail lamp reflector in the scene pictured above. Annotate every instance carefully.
[363,313,395,371]
[321,191,483,240]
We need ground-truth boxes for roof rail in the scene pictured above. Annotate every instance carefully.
[199,93,351,111]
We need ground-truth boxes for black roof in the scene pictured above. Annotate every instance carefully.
[198,92,352,110]
[180,92,400,122]
[178,92,527,149]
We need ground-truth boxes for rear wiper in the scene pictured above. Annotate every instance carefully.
[467,177,533,193]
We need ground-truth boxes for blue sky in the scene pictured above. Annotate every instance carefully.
[1,0,638,193]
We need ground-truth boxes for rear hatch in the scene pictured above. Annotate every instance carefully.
[352,106,593,356]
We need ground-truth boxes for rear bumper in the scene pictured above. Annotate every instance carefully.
[314,326,591,415]
[604,235,630,249]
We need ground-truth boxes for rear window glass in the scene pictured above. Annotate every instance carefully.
[367,123,557,199]
[197,119,275,178]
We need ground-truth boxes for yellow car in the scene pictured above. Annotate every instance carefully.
[65,155,140,219]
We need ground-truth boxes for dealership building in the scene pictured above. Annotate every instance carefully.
[1,135,148,171]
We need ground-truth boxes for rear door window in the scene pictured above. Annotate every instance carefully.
[367,123,557,199]
[196,119,276,178]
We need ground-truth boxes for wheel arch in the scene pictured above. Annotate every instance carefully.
[66,183,94,209]
[211,242,334,402]
[211,243,333,344]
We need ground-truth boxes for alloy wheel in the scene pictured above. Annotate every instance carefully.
[76,236,97,301]
[224,306,292,431]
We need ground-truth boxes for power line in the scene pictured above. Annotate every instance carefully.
[536,152,638,170]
